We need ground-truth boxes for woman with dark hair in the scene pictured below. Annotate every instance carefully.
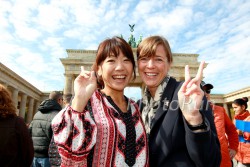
[232,97,250,167]
[0,84,34,166]
[52,36,149,166]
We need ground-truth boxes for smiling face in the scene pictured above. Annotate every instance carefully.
[98,51,133,93]
[232,103,245,116]
[92,37,136,92]
[138,44,170,96]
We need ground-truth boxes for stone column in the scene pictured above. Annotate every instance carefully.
[19,94,27,119]
[11,88,19,111]
[34,101,40,114]
[27,98,34,123]
[64,74,73,94]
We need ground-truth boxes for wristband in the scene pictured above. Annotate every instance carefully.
[188,120,207,131]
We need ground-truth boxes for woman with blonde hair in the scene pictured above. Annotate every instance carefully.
[136,35,221,167]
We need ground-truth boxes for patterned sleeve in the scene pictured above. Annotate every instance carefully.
[51,106,97,166]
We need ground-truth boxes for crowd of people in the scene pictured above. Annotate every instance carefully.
[0,35,249,167]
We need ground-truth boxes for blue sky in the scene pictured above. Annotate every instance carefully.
[0,0,250,100]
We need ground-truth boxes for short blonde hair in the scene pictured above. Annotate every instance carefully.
[137,35,173,64]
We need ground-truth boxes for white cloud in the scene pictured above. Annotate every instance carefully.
[36,3,68,33]
[41,37,65,58]
[0,1,12,28]
[178,0,198,6]
[7,0,42,41]
[66,1,101,27]
[0,0,249,94]
[134,1,161,16]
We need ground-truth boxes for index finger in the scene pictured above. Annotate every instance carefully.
[80,66,85,72]
[79,66,90,78]
[179,65,190,93]
[185,65,191,82]
[195,61,205,83]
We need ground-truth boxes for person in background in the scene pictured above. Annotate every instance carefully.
[202,81,239,167]
[29,91,63,167]
[48,93,72,167]
[62,93,72,108]
[52,36,149,166]
[0,84,34,166]
[232,97,250,167]
[136,35,221,167]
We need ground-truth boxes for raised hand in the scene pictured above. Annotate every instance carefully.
[71,66,97,112]
[178,61,205,125]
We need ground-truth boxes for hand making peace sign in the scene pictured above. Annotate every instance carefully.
[178,61,205,125]
[71,66,97,112]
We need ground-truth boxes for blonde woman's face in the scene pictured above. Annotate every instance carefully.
[137,44,170,95]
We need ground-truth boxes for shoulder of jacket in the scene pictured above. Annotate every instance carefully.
[48,110,59,118]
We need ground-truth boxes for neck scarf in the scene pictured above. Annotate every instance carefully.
[141,76,169,135]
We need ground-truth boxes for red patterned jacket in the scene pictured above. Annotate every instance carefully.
[52,91,149,167]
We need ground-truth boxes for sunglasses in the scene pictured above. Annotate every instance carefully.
[205,90,211,94]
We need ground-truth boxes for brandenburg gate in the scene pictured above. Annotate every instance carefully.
[61,49,203,95]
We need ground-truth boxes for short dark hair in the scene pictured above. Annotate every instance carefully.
[49,91,63,101]
[233,97,248,109]
[63,93,72,104]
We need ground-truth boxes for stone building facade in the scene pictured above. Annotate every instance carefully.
[61,49,202,94]
[60,49,250,119]
[0,63,49,123]
[1,49,249,122]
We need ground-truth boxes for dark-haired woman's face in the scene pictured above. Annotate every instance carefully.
[232,103,245,115]
[98,51,133,92]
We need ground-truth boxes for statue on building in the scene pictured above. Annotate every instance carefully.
[128,24,137,48]
[120,24,143,48]
[129,24,135,32]
[137,35,143,47]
